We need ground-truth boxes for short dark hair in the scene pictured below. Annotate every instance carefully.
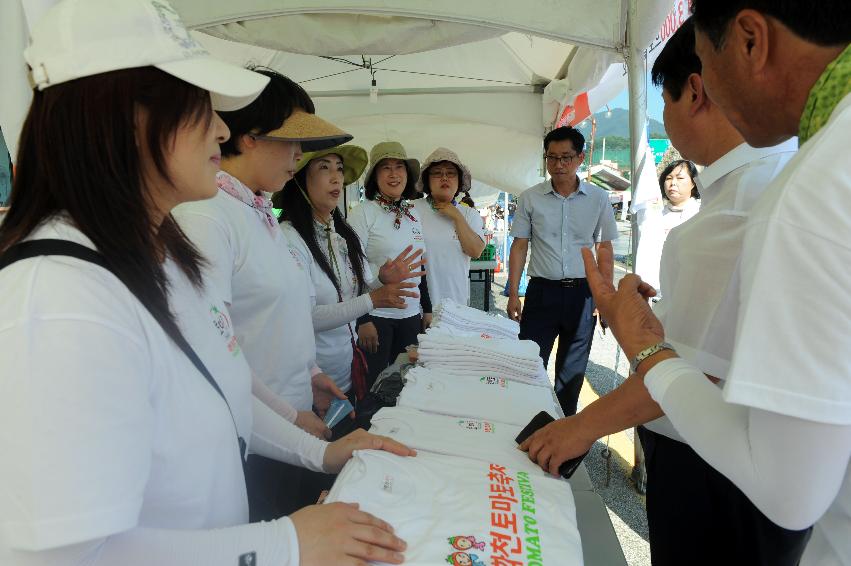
[652,18,702,101]
[1,67,210,337]
[218,67,315,157]
[364,159,419,200]
[659,159,700,201]
[691,0,851,49]
[421,161,464,197]
[544,126,585,153]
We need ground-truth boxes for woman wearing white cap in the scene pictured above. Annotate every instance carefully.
[348,142,431,386]
[0,2,411,565]
[414,148,486,308]
[276,146,424,431]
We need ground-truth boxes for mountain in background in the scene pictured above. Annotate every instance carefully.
[576,108,667,139]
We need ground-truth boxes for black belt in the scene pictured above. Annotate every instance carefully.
[530,276,586,288]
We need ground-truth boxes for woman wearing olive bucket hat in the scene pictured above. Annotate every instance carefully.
[414,147,486,308]
[0,1,411,566]
[348,142,431,386]
[276,146,425,435]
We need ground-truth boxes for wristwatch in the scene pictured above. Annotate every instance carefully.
[630,341,675,373]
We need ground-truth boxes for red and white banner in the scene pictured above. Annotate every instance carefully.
[555,0,691,129]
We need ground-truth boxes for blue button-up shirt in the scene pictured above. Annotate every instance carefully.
[510,178,618,279]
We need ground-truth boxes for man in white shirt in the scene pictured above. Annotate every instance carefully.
[521,19,808,564]
[556,4,850,565]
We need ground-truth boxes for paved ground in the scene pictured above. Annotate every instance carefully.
[469,226,651,566]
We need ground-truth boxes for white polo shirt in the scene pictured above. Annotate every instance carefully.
[720,94,851,566]
[413,200,484,307]
[348,199,425,319]
[0,217,253,551]
[644,139,798,441]
[174,171,318,411]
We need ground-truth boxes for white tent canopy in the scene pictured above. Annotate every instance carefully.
[170,0,673,196]
[2,1,674,197]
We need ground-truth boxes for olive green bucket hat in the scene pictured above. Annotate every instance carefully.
[364,141,420,187]
[294,145,368,185]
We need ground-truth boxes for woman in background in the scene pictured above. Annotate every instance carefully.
[413,147,485,308]
[348,141,430,386]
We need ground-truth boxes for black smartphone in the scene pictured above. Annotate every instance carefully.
[515,410,555,444]
[515,410,589,479]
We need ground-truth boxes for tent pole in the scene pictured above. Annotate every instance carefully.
[626,0,649,495]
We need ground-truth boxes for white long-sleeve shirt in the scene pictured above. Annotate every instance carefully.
[0,217,325,565]
[645,93,851,565]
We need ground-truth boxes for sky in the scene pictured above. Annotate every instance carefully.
[607,75,666,123]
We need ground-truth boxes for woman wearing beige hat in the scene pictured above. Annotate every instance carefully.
[275,146,424,432]
[174,69,419,522]
[414,147,486,308]
[0,1,410,566]
[348,142,431,385]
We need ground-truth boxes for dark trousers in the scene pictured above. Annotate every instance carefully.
[637,427,812,566]
[363,314,421,389]
[247,389,362,521]
[519,278,594,416]
[245,455,305,521]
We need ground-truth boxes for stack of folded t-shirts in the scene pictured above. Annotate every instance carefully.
[397,366,556,427]
[417,328,549,386]
[431,298,519,339]
[326,450,583,566]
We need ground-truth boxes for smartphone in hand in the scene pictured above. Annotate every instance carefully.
[515,410,589,479]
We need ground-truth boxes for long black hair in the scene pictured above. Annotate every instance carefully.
[0,67,210,335]
[277,167,369,295]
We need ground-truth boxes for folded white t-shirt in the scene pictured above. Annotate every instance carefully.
[397,367,557,426]
[370,406,553,476]
[326,450,582,566]
[432,298,520,339]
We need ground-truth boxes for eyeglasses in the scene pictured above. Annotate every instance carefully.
[428,168,458,179]
[545,154,579,164]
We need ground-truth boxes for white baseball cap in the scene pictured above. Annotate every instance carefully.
[24,0,269,112]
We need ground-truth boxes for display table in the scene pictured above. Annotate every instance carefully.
[469,259,497,311]
[361,355,627,565]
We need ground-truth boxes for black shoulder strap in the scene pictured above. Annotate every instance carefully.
[0,239,246,462]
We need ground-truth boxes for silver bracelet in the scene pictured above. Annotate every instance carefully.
[630,341,675,373]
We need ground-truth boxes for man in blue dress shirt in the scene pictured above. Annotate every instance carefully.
[507,126,618,415]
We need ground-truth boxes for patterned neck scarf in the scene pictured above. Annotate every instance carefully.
[375,192,416,229]
[216,171,278,236]
[799,44,851,145]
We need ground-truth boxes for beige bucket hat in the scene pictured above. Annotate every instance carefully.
[255,109,353,152]
[417,147,472,193]
[364,141,420,186]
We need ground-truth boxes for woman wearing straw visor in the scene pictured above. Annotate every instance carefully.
[0,2,411,565]
[348,142,431,385]
[277,145,425,436]
[413,147,486,308]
